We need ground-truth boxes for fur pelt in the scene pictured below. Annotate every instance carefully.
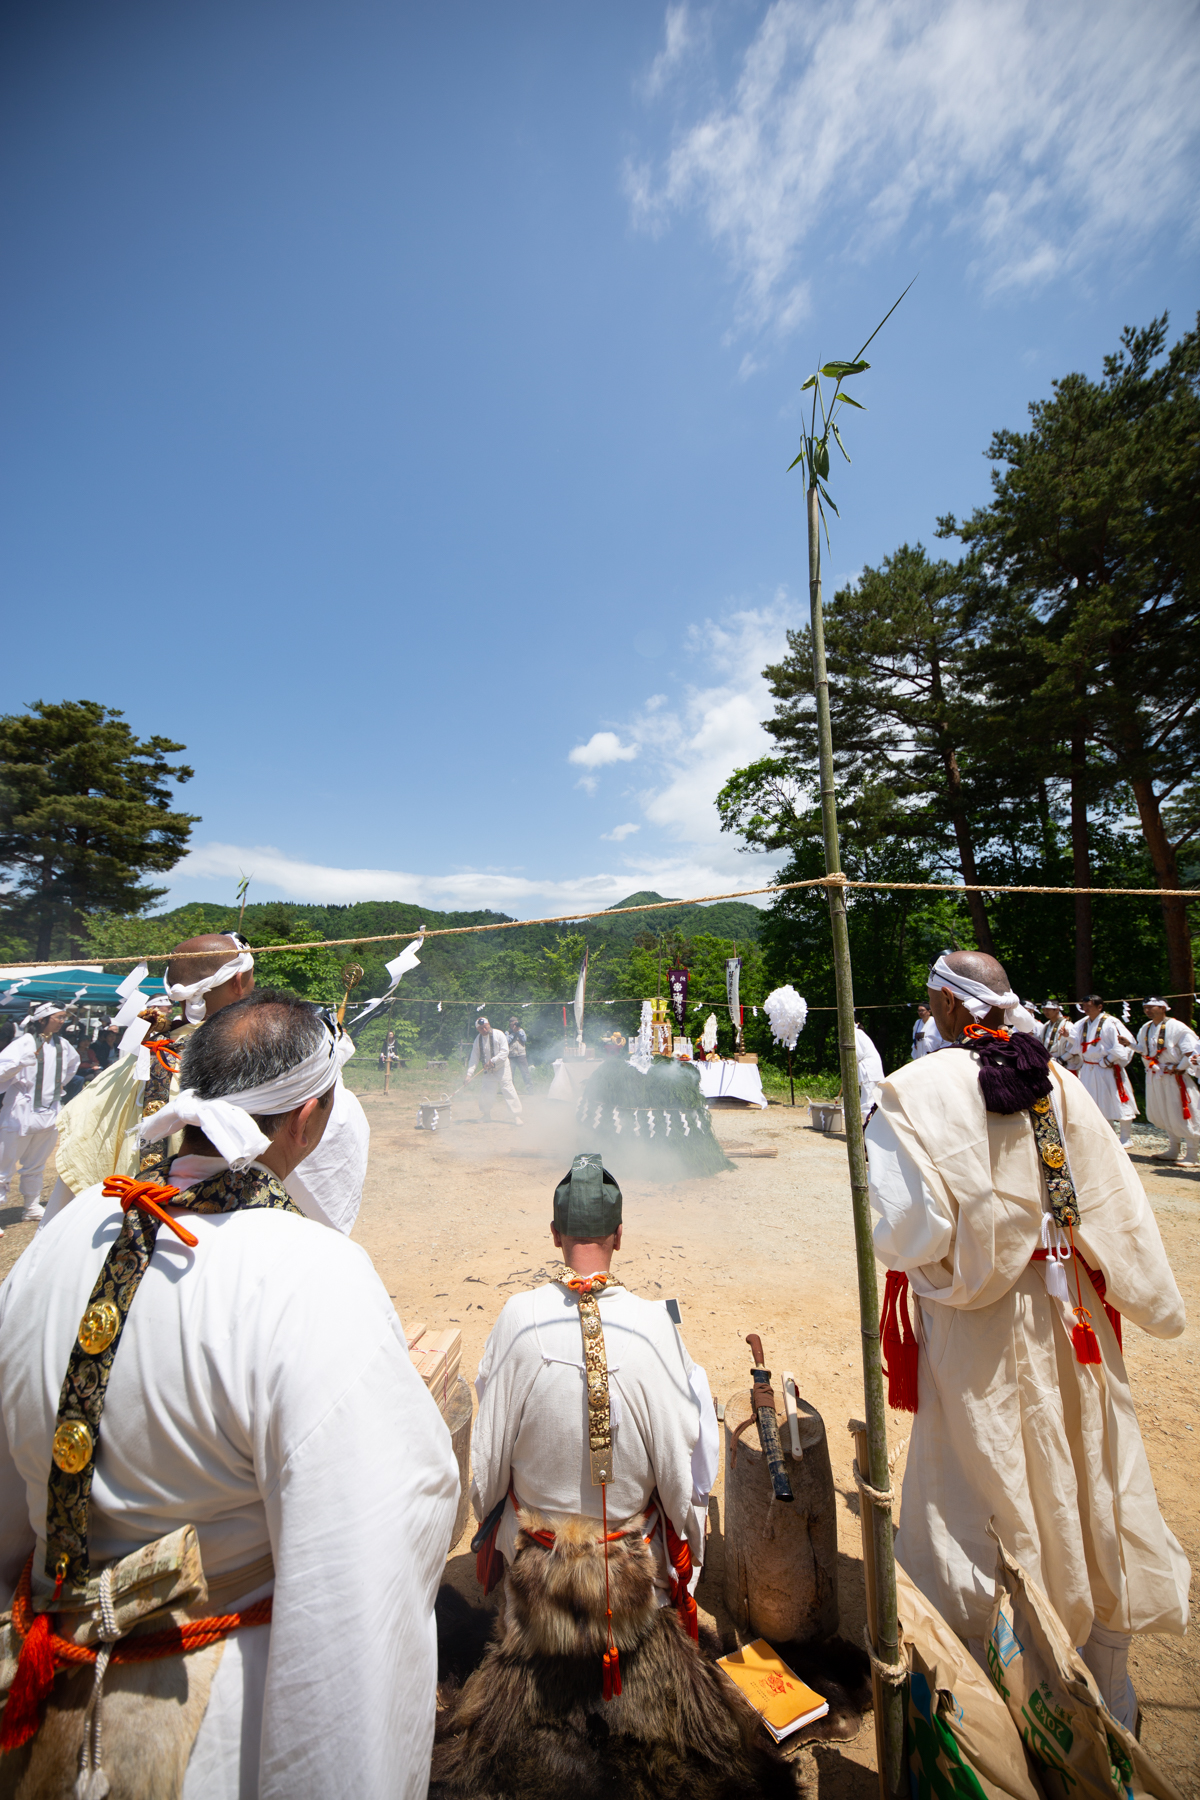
[430,1510,801,1800]
[0,1642,223,1800]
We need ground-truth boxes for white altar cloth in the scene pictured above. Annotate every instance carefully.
[696,1060,767,1108]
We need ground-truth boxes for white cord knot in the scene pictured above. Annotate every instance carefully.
[75,1567,123,1800]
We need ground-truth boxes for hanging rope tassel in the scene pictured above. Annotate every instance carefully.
[0,1561,65,1752]
[879,1270,919,1413]
[600,1484,621,1701]
[1068,1227,1102,1365]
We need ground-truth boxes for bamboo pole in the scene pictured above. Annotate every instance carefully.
[807,483,904,1798]
[852,1421,889,1800]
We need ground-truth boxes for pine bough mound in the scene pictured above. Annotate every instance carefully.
[574,1059,733,1181]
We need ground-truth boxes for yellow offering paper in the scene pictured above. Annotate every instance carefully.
[716,1638,830,1741]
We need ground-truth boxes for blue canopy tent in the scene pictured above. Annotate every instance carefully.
[0,968,166,1015]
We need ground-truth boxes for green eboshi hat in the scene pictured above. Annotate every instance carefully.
[553,1152,622,1238]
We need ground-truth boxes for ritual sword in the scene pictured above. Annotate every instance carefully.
[745,1333,794,1502]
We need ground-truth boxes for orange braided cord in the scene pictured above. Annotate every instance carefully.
[10,1554,271,1668]
[101,1176,198,1248]
[143,1038,182,1076]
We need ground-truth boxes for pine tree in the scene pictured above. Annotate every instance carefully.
[0,700,197,958]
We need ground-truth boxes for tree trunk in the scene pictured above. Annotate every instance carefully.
[1129,776,1195,1024]
[1069,735,1092,998]
[940,747,996,955]
[36,848,54,961]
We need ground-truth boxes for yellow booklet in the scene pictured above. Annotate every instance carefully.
[717,1639,830,1741]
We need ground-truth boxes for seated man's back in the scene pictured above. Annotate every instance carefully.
[471,1155,717,1599]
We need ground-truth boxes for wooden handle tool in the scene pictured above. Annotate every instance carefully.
[745,1334,794,1502]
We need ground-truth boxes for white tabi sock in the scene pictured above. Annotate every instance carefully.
[1118,1122,1132,1146]
[1079,1623,1137,1732]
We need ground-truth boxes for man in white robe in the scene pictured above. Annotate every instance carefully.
[911,1005,936,1059]
[48,933,371,1236]
[855,1020,885,1119]
[1038,999,1071,1061]
[465,1018,523,1125]
[471,1155,717,1605]
[867,950,1188,1730]
[0,1004,80,1226]
[0,990,458,1797]
[1136,997,1200,1165]
[1068,994,1138,1144]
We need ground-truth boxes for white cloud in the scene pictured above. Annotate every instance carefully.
[169,604,793,924]
[631,0,1200,328]
[569,731,640,769]
[641,2,697,97]
[171,840,778,918]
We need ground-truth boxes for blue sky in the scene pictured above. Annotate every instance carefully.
[3,0,1197,920]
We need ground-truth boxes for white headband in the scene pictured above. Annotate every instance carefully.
[162,939,255,1024]
[1144,997,1168,1009]
[929,954,1020,1023]
[139,1027,341,1169]
[19,1002,65,1029]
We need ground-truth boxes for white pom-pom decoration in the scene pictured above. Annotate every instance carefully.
[764,985,808,1051]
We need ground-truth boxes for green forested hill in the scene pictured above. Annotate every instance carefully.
[78,890,769,1066]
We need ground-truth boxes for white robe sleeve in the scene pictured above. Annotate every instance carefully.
[866,1108,954,1270]
[258,1292,459,1799]
[61,1042,80,1087]
[687,1364,718,1504]
[1105,1020,1135,1067]
[0,1036,34,1094]
[466,1039,480,1076]
[0,1367,32,1601]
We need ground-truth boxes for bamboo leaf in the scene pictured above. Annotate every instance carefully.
[836,393,866,410]
[831,419,851,462]
[813,439,830,479]
[818,480,840,516]
[787,448,807,473]
[820,359,870,378]
[799,374,818,392]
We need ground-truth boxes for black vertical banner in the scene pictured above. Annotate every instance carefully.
[667,967,689,1028]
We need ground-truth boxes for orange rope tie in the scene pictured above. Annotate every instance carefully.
[101,1176,198,1248]
[1,1555,271,1752]
[9,1555,272,1666]
[600,1483,621,1701]
[1067,1226,1102,1365]
[143,1038,181,1076]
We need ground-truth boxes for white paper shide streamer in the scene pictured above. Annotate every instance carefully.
[353,932,425,1027]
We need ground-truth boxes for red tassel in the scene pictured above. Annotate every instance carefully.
[602,1646,621,1700]
[0,1612,56,1751]
[1071,1311,1103,1365]
[879,1270,919,1413]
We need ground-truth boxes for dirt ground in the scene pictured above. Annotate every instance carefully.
[1,1069,1196,1794]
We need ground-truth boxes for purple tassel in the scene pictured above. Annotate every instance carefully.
[972,1031,1053,1114]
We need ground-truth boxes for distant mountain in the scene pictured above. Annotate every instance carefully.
[590,891,765,947]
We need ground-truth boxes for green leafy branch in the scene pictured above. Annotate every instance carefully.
[787,278,916,545]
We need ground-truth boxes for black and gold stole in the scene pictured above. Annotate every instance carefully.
[46,1156,303,1591]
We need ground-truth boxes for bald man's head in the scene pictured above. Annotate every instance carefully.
[942,950,1013,994]
[166,934,255,1018]
[928,949,1013,1039]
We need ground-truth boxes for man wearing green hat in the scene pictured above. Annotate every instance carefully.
[470,1153,718,1620]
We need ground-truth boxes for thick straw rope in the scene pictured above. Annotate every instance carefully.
[13,874,1197,967]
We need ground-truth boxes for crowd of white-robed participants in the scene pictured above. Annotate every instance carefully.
[0,935,1192,1789]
